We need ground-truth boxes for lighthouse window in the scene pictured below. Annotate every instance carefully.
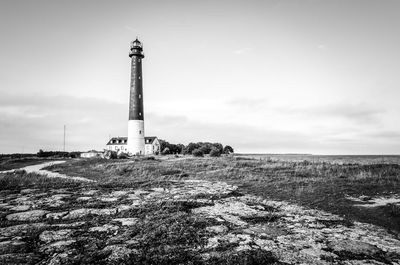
[138,76,141,79]
[139,94,141,98]
[139,130,142,134]
[139,112,142,116]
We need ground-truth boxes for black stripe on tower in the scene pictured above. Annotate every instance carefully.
[129,39,145,121]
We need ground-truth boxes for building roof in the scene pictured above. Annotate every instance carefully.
[106,136,157,145]
[145,136,157,144]
[106,137,127,145]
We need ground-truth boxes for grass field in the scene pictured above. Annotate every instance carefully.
[43,155,400,233]
[0,157,57,171]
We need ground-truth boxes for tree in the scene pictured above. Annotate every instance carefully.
[199,143,212,154]
[183,143,201,155]
[212,143,224,154]
[223,145,234,154]
[209,147,222,157]
[192,148,204,157]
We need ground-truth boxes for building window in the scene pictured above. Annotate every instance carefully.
[138,76,141,79]
[138,59,141,62]
[139,112,141,116]
[139,94,141,99]
[139,130,141,134]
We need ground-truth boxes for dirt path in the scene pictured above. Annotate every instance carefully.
[0,161,95,182]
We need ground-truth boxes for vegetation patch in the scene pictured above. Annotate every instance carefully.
[241,214,281,224]
[317,219,354,228]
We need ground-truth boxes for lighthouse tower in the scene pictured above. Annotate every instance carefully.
[127,38,145,155]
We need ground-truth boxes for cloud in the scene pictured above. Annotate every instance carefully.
[146,112,314,153]
[0,93,398,155]
[0,93,127,153]
[233,48,252,55]
[279,102,385,124]
[226,97,267,109]
[124,26,139,33]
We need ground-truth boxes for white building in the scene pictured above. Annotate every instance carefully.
[106,136,160,155]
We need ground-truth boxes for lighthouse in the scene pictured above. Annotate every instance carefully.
[127,38,145,155]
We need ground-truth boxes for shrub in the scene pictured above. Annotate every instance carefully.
[104,150,117,159]
[117,152,129,159]
[209,148,222,157]
[192,149,204,157]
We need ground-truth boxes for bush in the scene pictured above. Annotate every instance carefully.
[117,152,129,159]
[192,149,204,157]
[104,150,117,159]
[209,148,222,157]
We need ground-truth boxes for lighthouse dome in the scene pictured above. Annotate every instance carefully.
[131,38,142,48]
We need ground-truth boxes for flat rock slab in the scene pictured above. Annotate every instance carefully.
[112,218,139,226]
[0,240,27,255]
[62,208,117,220]
[0,223,47,237]
[40,240,76,254]
[9,205,31,212]
[39,229,73,243]
[6,210,50,221]
[46,211,68,220]
[206,225,229,234]
[89,224,119,233]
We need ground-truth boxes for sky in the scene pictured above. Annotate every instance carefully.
[0,0,399,154]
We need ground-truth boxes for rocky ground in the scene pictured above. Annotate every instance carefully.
[1,169,400,264]
[1,160,400,264]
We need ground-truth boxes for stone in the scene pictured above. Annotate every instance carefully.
[111,190,129,197]
[112,218,139,226]
[9,205,31,211]
[89,224,119,233]
[0,253,35,264]
[328,239,382,256]
[20,188,38,194]
[76,196,92,201]
[116,204,134,211]
[39,229,73,243]
[62,208,117,219]
[0,240,27,254]
[81,190,98,195]
[46,211,68,220]
[100,197,119,202]
[206,225,228,234]
[0,203,12,209]
[40,240,76,254]
[6,210,49,221]
[51,221,86,228]
[47,252,70,265]
[0,223,47,237]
